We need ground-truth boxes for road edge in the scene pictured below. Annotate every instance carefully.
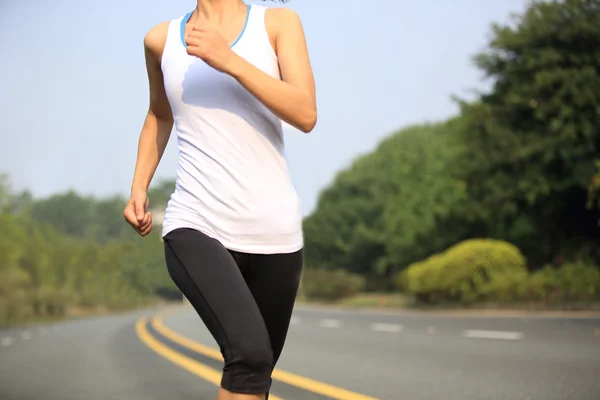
[293,302,600,319]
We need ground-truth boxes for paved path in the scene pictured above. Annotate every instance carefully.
[1,304,598,399]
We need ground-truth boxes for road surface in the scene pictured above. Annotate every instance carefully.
[1,304,599,400]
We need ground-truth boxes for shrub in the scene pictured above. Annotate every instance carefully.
[402,238,528,304]
[37,286,76,317]
[440,239,528,303]
[0,268,33,325]
[301,268,366,301]
[396,254,446,303]
[525,262,600,303]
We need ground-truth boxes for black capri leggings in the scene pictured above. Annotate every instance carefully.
[163,227,303,396]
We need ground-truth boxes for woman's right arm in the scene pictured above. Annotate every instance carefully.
[131,22,173,195]
[124,22,173,236]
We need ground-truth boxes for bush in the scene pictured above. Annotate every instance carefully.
[440,239,528,303]
[396,254,446,304]
[301,268,366,301]
[37,286,74,317]
[0,268,33,325]
[525,262,600,303]
[401,238,528,304]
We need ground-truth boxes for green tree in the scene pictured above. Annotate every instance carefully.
[0,174,11,213]
[93,195,134,242]
[30,191,96,239]
[303,122,469,289]
[0,175,179,327]
[455,0,600,265]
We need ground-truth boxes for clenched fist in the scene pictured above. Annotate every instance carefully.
[123,191,152,237]
[185,25,239,74]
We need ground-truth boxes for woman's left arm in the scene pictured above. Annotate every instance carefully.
[227,8,317,133]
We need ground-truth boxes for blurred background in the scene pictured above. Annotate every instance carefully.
[1,0,599,400]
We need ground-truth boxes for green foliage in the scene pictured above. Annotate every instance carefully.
[0,174,11,213]
[300,268,366,301]
[437,239,528,303]
[395,254,446,304]
[25,178,175,244]
[455,0,600,263]
[587,160,600,222]
[400,239,528,304]
[0,177,178,327]
[525,262,600,303]
[30,191,97,239]
[303,122,469,288]
[401,239,600,305]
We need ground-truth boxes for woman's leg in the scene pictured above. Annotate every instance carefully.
[241,249,304,397]
[163,228,274,399]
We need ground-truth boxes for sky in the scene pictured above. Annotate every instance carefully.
[0,0,529,216]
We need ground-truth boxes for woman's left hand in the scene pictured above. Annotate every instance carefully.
[185,25,239,74]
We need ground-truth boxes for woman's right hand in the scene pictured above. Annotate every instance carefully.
[123,191,152,237]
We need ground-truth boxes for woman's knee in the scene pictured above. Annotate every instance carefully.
[221,342,274,394]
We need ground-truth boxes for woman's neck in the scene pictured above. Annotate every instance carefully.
[194,0,246,22]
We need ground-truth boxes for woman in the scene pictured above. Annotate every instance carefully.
[123,0,316,399]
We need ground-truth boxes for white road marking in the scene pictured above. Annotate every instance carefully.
[21,331,32,340]
[2,337,13,347]
[462,330,524,340]
[370,323,403,333]
[319,319,341,328]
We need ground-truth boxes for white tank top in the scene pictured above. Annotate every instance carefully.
[160,5,304,254]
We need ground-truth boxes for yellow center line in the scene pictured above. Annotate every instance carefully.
[135,316,285,400]
[152,315,379,400]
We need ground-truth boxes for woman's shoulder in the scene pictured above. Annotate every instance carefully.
[264,6,304,39]
[264,5,301,19]
[144,21,171,60]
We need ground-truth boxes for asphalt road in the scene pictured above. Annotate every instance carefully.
[1,304,599,400]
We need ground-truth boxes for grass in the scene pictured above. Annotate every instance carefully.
[0,298,179,330]
[297,292,411,309]
[298,292,600,314]
[337,293,410,308]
